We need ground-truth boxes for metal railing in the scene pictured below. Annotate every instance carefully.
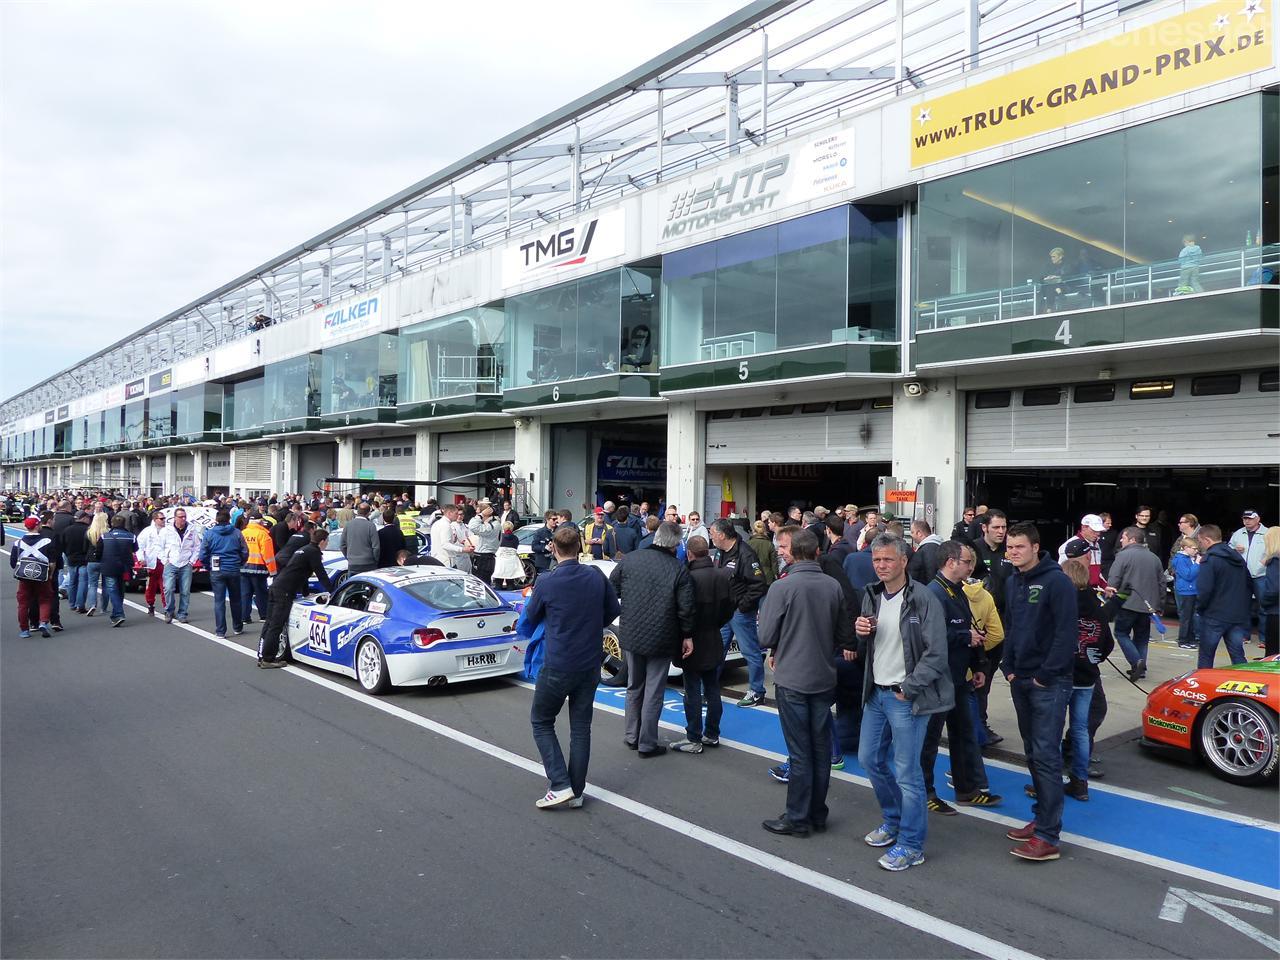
[916,243,1279,331]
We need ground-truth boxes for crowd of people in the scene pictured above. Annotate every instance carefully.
[514,500,1277,873]
[6,489,1277,872]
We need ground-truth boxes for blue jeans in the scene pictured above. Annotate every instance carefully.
[529,666,599,795]
[102,576,126,621]
[1254,576,1269,640]
[66,564,87,611]
[1010,677,1071,845]
[164,564,193,620]
[84,561,103,611]
[240,573,270,622]
[1114,608,1151,668]
[1067,686,1095,782]
[210,571,243,637]
[857,687,930,853]
[682,666,722,741]
[1175,594,1199,646]
[721,610,764,695]
[1198,617,1248,668]
[775,685,835,827]
[832,655,864,756]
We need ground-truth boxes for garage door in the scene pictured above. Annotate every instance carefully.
[207,453,231,487]
[174,453,195,492]
[438,428,515,463]
[296,442,337,492]
[966,370,1279,468]
[358,436,416,479]
[233,445,271,488]
[706,400,893,465]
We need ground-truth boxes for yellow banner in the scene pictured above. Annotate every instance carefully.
[911,0,1272,167]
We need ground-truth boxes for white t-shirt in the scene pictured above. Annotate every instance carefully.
[871,589,907,686]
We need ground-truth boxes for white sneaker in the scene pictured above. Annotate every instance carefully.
[568,795,584,809]
[670,738,704,754]
[535,787,576,809]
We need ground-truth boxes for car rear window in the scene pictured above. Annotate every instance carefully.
[400,577,501,611]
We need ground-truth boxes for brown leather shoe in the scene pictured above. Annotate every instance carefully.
[1006,820,1036,842]
[1011,837,1061,861]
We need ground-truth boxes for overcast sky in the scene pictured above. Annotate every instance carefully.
[0,0,744,402]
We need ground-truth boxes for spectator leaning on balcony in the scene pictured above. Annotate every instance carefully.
[1176,234,1203,293]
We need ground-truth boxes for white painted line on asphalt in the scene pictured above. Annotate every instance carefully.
[1159,887,1280,953]
[111,604,1039,960]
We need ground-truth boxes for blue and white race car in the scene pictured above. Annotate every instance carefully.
[283,567,524,694]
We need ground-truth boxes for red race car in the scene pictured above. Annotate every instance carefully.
[1142,656,1280,785]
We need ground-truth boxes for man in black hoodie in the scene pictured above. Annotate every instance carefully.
[1001,522,1077,863]
[669,536,735,754]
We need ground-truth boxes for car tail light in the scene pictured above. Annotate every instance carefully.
[412,628,446,648]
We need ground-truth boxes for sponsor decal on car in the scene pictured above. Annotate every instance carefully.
[1172,687,1208,702]
[310,612,331,624]
[1215,680,1268,697]
[1147,715,1188,734]
[1181,677,1199,688]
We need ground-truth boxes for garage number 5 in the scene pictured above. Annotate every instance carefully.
[738,360,749,381]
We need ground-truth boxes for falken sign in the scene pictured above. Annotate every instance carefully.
[597,447,667,486]
[502,208,626,288]
[656,130,853,245]
[320,295,380,343]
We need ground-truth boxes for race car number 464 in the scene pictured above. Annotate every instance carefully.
[465,652,499,668]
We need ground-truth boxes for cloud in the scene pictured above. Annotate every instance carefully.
[0,0,742,406]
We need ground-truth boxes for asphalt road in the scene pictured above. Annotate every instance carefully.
[2,548,1278,959]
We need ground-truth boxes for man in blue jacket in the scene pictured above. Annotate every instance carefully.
[1195,524,1253,668]
[522,525,621,810]
[1001,522,1077,863]
[200,510,249,639]
[99,515,138,628]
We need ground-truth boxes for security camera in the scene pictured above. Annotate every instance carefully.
[903,381,925,398]
[513,418,524,429]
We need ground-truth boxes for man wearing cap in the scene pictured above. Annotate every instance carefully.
[1230,510,1270,638]
[582,507,617,561]
[1058,515,1106,587]
[11,517,56,637]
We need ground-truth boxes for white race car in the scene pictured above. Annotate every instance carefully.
[283,567,523,693]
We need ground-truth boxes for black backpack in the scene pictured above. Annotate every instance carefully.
[14,537,53,583]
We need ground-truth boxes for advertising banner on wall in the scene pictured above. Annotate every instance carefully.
[319,293,382,343]
[655,128,853,246]
[148,368,173,393]
[125,378,145,400]
[910,0,1273,167]
[596,446,667,486]
[501,207,627,289]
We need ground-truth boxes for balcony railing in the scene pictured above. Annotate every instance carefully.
[916,243,1279,332]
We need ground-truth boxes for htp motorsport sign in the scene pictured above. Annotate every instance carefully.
[910,0,1273,167]
[656,130,853,245]
[501,208,626,288]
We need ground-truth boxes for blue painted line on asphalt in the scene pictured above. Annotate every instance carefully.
[592,683,1280,890]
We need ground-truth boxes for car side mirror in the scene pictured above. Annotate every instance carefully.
[314,593,331,606]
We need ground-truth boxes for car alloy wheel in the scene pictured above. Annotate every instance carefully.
[600,627,626,683]
[1198,698,1278,785]
[355,636,390,695]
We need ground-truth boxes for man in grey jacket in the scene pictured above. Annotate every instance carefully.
[342,503,381,575]
[758,526,853,837]
[854,534,952,872]
[1105,526,1166,681]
